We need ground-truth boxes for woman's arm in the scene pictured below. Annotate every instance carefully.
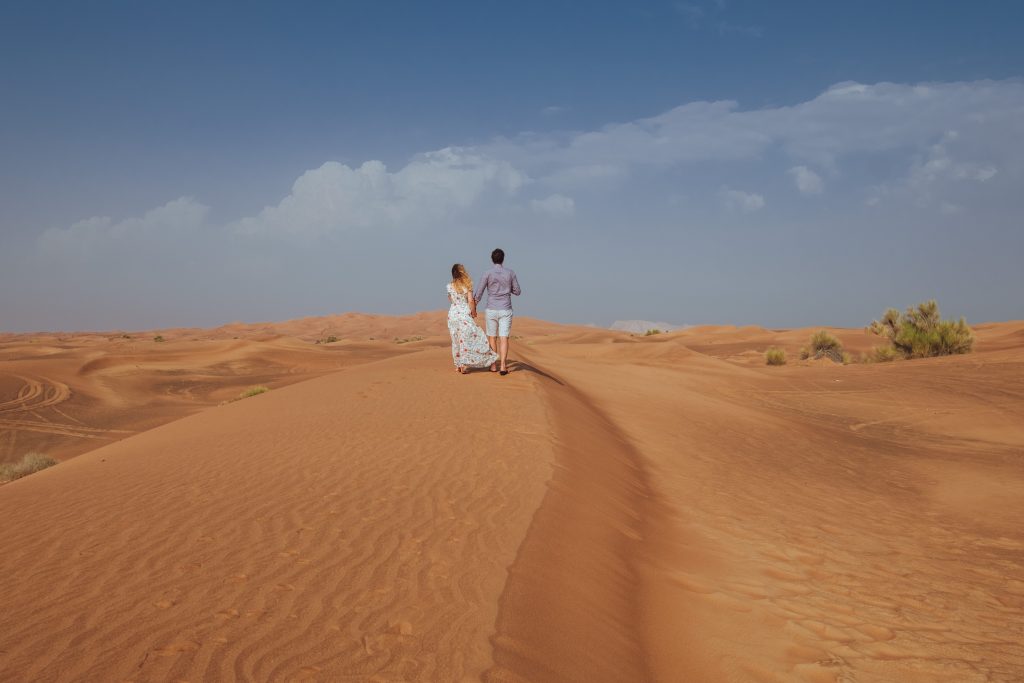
[468,291,477,317]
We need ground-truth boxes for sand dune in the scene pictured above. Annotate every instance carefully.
[1,316,1023,681]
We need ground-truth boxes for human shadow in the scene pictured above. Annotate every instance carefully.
[505,359,565,385]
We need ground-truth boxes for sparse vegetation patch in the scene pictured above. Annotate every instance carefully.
[764,347,787,366]
[805,330,846,363]
[237,385,269,399]
[395,336,424,344]
[153,335,165,342]
[0,453,58,482]
[861,345,899,363]
[316,335,339,344]
[644,329,662,336]
[869,300,973,359]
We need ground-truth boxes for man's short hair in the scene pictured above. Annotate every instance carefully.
[491,248,505,264]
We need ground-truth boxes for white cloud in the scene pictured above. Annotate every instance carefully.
[529,194,575,216]
[909,134,999,188]
[40,79,1024,245]
[788,165,824,194]
[541,105,566,116]
[234,147,526,237]
[499,80,1022,180]
[719,188,765,212]
[39,197,209,257]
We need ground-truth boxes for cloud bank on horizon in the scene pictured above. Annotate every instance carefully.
[10,79,1024,331]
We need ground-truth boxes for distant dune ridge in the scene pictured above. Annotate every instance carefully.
[1,313,1023,681]
[609,319,688,334]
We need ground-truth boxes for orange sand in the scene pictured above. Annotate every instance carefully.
[1,314,1022,681]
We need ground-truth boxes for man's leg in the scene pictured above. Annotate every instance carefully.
[498,310,513,373]
[498,335,509,371]
[485,310,498,371]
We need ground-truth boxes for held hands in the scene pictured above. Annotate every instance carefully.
[471,307,478,318]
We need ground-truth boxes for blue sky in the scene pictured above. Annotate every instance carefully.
[2,1,1023,331]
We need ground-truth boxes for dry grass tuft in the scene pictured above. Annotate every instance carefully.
[861,345,899,363]
[0,453,58,482]
[764,347,787,366]
[807,330,845,363]
[237,385,269,400]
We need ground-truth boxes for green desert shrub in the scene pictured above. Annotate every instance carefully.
[764,347,786,366]
[807,330,845,363]
[869,300,974,359]
[0,453,58,482]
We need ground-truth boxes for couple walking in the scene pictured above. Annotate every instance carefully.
[447,248,521,376]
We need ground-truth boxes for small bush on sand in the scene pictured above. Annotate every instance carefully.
[153,335,165,342]
[798,347,810,360]
[395,336,424,344]
[862,345,899,363]
[316,335,339,344]
[869,300,974,359]
[644,329,662,336]
[807,330,845,363]
[237,385,269,400]
[764,347,786,366]
[0,453,58,482]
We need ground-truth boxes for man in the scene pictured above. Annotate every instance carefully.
[474,248,521,376]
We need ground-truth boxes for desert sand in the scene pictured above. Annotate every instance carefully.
[1,313,1023,681]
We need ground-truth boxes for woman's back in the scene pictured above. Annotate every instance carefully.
[447,282,471,315]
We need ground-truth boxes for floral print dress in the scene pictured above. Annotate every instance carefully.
[447,283,499,368]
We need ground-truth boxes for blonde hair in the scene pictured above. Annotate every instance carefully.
[451,263,473,294]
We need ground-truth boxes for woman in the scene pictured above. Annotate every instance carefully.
[447,264,499,374]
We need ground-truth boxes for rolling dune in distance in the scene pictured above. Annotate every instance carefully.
[1,314,1023,681]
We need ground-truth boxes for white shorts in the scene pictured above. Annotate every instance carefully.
[485,309,513,337]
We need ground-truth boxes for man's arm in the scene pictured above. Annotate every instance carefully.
[474,273,488,303]
[511,271,521,296]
